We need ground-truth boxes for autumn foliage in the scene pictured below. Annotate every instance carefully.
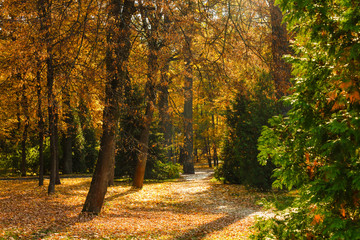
[0,173,271,239]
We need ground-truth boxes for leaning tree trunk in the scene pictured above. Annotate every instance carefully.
[133,4,159,188]
[82,0,135,214]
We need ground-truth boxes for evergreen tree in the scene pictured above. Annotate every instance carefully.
[216,73,277,191]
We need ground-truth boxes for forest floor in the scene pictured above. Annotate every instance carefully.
[0,167,274,240]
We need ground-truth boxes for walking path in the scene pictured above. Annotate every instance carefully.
[181,168,214,181]
[0,168,270,239]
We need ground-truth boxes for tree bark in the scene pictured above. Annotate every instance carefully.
[158,12,173,164]
[62,90,73,174]
[182,1,195,174]
[133,2,159,188]
[108,155,115,186]
[55,110,61,185]
[37,65,44,186]
[47,51,58,194]
[211,114,218,167]
[62,134,73,174]
[37,0,58,194]
[20,83,29,177]
[158,60,173,163]
[82,0,135,214]
[132,98,155,188]
[269,0,292,99]
[183,38,195,174]
[205,137,212,168]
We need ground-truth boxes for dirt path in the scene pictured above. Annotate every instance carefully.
[181,168,214,181]
[0,169,269,239]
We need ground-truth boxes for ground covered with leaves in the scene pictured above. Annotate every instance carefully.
[0,169,272,239]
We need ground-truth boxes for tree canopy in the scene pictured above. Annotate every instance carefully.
[1,1,358,237]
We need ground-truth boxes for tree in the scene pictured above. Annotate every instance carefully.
[268,0,292,99]
[61,88,74,174]
[133,0,162,188]
[216,73,277,190]
[82,0,135,214]
[36,0,60,194]
[181,0,196,174]
[254,0,360,238]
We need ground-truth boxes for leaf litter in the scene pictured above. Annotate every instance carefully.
[0,170,272,239]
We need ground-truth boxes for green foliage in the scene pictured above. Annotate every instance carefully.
[215,73,278,191]
[72,103,99,174]
[253,0,360,238]
[0,137,51,176]
[146,159,182,180]
[115,85,181,180]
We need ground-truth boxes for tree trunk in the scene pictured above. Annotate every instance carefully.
[205,138,212,168]
[82,116,117,213]
[133,4,159,188]
[158,12,173,163]
[269,0,292,99]
[182,1,195,174]
[158,60,173,163]
[47,51,57,194]
[132,99,155,188]
[62,90,73,174]
[55,110,61,185]
[37,0,58,194]
[213,145,218,167]
[13,94,21,173]
[37,66,44,186]
[183,41,194,174]
[82,0,135,214]
[20,83,29,177]
[108,155,115,186]
[211,114,218,167]
[36,2,46,187]
[62,134,72,174]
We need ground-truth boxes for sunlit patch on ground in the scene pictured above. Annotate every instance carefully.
[0,171,273,239]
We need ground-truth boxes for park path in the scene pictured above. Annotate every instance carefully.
[181,168,214,181]
[0,168,270,239]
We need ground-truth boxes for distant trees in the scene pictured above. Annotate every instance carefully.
[214,0,291,190]
[0,0,299,214]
